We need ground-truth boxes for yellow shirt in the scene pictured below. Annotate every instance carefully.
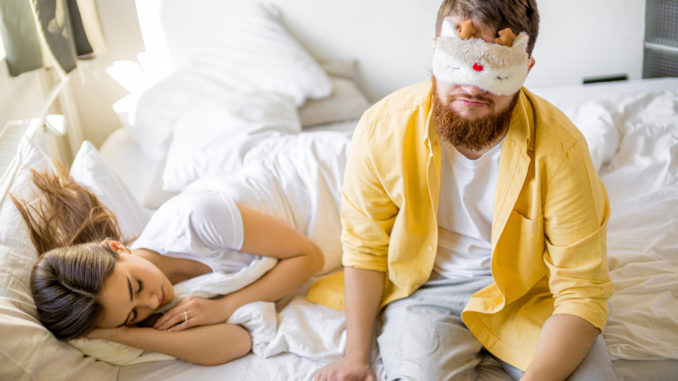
[307,81,613,370]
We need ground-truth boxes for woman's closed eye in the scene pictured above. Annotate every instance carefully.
[136,279,144,295]
[128,279,144,324]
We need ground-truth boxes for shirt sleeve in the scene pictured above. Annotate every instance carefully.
[132,190,245,255]
[341,116,398,272]
[543,137,613,331]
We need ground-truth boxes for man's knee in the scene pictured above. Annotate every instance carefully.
[377,316,481,381]
[567,336,617,381]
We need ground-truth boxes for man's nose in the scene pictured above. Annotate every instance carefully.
[459,85,487,97]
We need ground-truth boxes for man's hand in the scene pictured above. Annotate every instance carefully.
[315,267,384,381]
[153,297,235,332]
[315,356,375,381]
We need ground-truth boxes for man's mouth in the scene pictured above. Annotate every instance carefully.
[451,96,493,108]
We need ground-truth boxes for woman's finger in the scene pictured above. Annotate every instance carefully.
[155,309,188,330]
[153,299,189,328]
[169,314,192,332]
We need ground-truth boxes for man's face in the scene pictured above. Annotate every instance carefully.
[432,16,534,150]
[434,15,528,121]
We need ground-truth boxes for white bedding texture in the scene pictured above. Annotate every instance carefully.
[1,0,678,379]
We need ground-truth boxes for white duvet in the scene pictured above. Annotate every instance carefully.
[555,88,678,360]
[592,90,678,361]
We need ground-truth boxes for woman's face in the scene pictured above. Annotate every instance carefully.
[96,243,173,328]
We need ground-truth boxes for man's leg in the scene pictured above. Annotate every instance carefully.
[377,274,493,381]
[497,336,618,381]
[567,336,618,380]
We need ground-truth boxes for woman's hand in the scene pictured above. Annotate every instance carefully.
[153,296,236,332]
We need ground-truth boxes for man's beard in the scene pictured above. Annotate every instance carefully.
[432,77,519,151]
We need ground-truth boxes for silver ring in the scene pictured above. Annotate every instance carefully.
[183,311,188,322]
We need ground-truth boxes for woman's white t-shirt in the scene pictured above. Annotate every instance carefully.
[131,190,252,273]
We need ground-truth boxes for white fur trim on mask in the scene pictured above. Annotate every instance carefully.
[432,18,529,96]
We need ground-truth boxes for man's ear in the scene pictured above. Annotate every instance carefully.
[527,56,536,73]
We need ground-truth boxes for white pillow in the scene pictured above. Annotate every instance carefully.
[299,76,371,128]
[162,92,300,192]
[0,134,117,380]
[199,3,332,104]
[69,141,151,240]
[320,59,362,81]
[123,3,332,160]
[0,134,51,305]
[142,156,178,210]
[562,100,620,173]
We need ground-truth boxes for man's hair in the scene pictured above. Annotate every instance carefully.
[435,0,539,55]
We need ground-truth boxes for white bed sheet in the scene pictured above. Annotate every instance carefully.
[118,351,325,381]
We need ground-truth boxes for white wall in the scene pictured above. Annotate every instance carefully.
[57,0,646,148]
[266,0,441,102]
[526,0,646,88]
[0,65,48,131]
[67,0,145,147]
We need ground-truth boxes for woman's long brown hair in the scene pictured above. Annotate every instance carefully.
[11,162,122,252]
[11,163,125,339]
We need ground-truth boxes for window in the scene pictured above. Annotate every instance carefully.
[644,0,678,77]
[0,35,5,60]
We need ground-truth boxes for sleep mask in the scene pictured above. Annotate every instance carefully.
[432,18,530,96]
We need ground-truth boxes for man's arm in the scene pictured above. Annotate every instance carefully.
[316,267,384,381]
[315,113,396,381]
[534,136,613,379]
[521,314,599,381]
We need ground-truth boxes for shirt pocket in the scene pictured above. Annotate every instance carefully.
[494,210,546,296]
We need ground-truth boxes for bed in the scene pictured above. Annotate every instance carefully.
[1,1,678,380]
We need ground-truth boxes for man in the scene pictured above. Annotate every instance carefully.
[311,1,615,380]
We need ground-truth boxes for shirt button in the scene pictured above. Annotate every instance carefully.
[428,246,433,252]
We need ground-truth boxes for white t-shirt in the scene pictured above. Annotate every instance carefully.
[131,190,253,273]
[434,139,503,278]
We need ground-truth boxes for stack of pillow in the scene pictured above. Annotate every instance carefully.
[109,3,371,209]
[0,131,151,378]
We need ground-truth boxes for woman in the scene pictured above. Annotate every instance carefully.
[12,164,324,366]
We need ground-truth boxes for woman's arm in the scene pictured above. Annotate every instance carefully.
[88,323,251,365]
[155,204,324,331]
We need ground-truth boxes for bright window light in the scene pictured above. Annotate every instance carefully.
[0,36,5,60]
